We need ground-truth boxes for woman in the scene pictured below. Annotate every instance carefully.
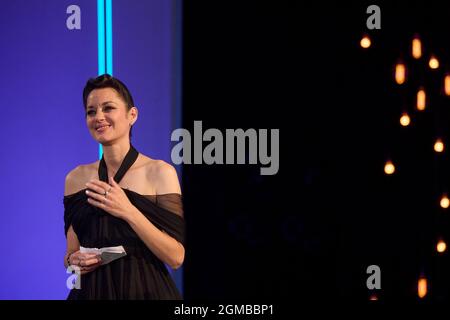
[63,74,185,299]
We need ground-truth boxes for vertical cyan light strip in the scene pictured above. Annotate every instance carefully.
[97,0,112,159]
[97,0,105,76]
[105,0,113,76]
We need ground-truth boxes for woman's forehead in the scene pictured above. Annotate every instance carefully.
[87,88,121,103]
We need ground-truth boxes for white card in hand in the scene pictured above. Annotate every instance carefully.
[80,245,127,265]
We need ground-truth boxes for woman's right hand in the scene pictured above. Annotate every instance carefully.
[68,250,102,275]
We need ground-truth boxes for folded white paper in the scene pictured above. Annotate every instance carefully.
[80,245,127,265]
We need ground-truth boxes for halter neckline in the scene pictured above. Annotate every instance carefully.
[98,144,139,184]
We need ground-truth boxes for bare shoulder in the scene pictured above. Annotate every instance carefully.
[142,155,181,195]
[64,161,99,196]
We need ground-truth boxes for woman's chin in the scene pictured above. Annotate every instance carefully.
[92,135,111,144]
[90,131,125,145]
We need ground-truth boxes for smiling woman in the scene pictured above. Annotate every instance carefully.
[63,74,185,300]
[83,75,137,141]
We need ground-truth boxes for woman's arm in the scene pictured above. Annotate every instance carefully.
[64,168,102,273]
[125,209,185,269]
[64,168,82,269]
[64,225,80,269]
[124,162,184,269]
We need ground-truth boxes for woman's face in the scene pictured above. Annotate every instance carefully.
[85,88,137,145]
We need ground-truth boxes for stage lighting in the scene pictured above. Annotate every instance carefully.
[412,36,422,59]
[429,55,439,69]
[369,293,378,301]
[434,139,444,153]
[360,35,371,49]
[417,88,426,111]
[440,194,449,209]
[437,239,447,253]
[395,63,406,84]
[445,74,450,96]
[384,160,395,175]
[400,113,410,127]
[418,277,427,299]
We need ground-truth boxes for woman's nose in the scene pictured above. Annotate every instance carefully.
[94,109,105,121]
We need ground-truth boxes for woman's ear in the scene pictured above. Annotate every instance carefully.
[130,106,138,125]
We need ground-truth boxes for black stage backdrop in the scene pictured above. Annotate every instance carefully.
[181,0,450,302]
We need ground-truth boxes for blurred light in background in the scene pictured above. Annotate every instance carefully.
[400,113,411,127]
[434,138,444,153]
[369,28,450,302]
[384,160,395,175]
[418,277,428,299]
[445,74,450,96]
[417,88,426,111]
[440,194,449,209]
[429,55,439,69]
[395,63,406,84]
[360,35,371,49]
[437,239,447,253]
[412,36,422,59]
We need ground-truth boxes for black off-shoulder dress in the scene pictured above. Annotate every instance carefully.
[64,145,185,299]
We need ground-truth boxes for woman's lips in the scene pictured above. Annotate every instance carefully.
[96,125,111,132]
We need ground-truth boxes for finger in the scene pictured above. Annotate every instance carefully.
[70,250,81,256]
[69,253,82,263]
[95,179,112,191]
[109,176,118,187]
[80,253,99,259]
[86,189,111,202]
[85,182,107,195]
[83,257,102,266]
[82,260,98,267]
[89,261,103,268]
[87,196,108,209]
[88,179,111,189]
[69,251,80,261]
[71,259,82,267]
[71,252,94,265]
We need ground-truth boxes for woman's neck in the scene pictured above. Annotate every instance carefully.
[101,141,131,177]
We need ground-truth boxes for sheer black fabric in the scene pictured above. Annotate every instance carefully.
[144,194,183,217]
[63,145,184,299]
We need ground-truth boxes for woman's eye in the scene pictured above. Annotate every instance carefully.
[85,106,114,117]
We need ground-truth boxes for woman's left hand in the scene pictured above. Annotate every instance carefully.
[85,177,136,220]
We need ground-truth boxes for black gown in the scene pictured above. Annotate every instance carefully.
[63,145,185,299]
